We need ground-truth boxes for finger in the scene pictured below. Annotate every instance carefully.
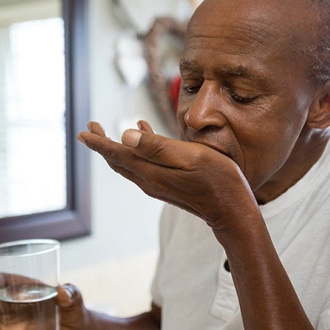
[77,121,109,147]
[137,120,155,133]
[57,283,82,308]
[121,129,215,169]
[57,284,88,329]
[79,129,174,196]
[86,121,107,137]
[0,273,43,288]
[77,131,131,167]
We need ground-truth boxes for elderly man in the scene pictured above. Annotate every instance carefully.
[59,0,330,328]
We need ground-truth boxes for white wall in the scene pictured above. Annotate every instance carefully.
[58,0,200,315]
[60,0,187,275]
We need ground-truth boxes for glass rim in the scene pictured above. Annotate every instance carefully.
[0,239,60,258]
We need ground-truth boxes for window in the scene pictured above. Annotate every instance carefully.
[0,17,66,217]
[0,0,90,242]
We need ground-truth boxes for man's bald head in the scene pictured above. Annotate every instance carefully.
[190,0,330,84]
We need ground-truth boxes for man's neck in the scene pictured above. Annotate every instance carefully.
[254,132,329,205]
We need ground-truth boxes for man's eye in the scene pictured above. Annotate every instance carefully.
[229,90,256,104]
[183,85,200,93]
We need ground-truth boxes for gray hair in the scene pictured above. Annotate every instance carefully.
[307,0,330,83]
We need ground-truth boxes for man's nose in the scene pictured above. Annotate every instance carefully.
[183,81,227,131]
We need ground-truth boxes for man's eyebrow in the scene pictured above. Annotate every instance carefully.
[179,60,201,74]
[220,64,252,77]
[180,60,259,78]
[218,64,266,84]
[179,60,272,89]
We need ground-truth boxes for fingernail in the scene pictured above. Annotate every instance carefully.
[122,129,142,147]
[87,122,93,132]
[77,134,86,145]
[64,287,74,302]
[137,121,142,130]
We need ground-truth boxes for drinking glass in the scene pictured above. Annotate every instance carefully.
[0,239,60,329]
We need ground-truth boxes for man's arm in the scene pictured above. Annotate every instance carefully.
[58,284,161,330]
[213,215,312,329]
[77,121,313,329]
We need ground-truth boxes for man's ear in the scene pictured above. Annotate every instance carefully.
[307,81,330,129]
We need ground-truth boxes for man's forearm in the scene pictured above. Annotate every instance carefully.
[213,216,313,330]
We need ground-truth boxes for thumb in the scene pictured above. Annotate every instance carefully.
[57,283,81,307]
[121,128,216,169]
[57,283,88,326]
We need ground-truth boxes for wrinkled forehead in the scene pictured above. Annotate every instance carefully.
[186,0,317,56]
[192,0,313,27]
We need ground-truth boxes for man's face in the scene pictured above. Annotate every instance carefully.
[177,0,318,191]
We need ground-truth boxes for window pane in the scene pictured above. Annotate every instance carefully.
[0,17,66,217]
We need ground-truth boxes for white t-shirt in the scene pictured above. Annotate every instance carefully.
[151,142,330,329]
